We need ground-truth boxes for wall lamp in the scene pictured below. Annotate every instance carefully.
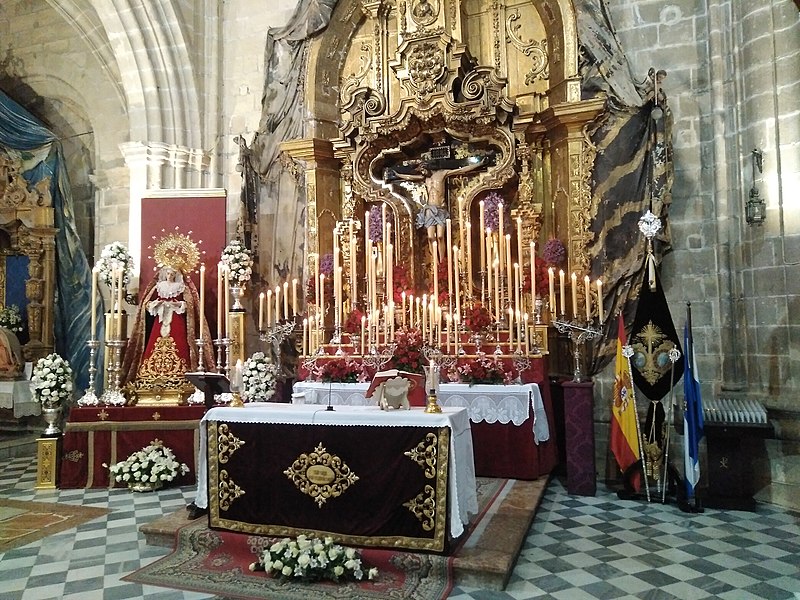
[746,148,766,225]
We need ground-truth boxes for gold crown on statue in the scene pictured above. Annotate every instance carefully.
[151,227,202,272]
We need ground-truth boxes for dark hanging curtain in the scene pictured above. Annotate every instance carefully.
[0,88,102,393]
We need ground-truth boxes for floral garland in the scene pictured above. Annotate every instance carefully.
[242,352,278,401]
[482,191,505,231]
[221,239,253,286]
[105,441,189,488]
[250,535,377,583]
[96,241,134,288]
[30,353,73,407]
[542,238,567,267]
[464,303,492,332]
[457,356,512,385]
[390,327,424,373]
[0,305,24,333]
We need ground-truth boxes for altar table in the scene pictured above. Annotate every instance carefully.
[293,381,555,480]
[59,405,204,488]
[197,403,478,552]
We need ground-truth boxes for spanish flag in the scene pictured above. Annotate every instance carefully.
[610,315,641,474]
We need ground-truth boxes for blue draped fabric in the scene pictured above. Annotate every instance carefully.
[0,89,103,393]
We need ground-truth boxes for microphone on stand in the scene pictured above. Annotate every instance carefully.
[326,379,334,411]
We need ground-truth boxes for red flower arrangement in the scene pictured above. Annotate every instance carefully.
[435,259,450,304]
[392,264,413,303]
[390,327,424,373]
[314,357,365,383]
[457,356,512,385]
[465,303,492,332]
[343,308,364,334]
[522,259,551,298]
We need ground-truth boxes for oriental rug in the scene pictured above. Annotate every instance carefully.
[125,478,507,600]
[0,498,109,552]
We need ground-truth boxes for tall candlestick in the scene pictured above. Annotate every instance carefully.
[217,262,224,337]
[259,291,265,330]
[479,201,486,272]
[116,268,124,338]
[529,242,536,308]
[283,281,289,320]
[596,279,604,322]
[224,267,230,338]
[90,267,98,341]
[571,272,578,318]
[292,278,298,317]
[199,264,206,337]
[267,289,272,328]
[333,239,340,321]
[559,269,565,316]
[584,275,591,322]
[549,267,556,316]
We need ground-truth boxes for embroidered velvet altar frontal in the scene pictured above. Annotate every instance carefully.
[60,405,203,488]
[208,421,450,551]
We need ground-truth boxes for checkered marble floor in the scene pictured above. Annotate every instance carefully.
[1,455,799,600]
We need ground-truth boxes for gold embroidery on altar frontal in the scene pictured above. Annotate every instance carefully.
[217,423,245,464]
[136,337,190,386]
[403,484,436,531]
[283,443,359,507]
[218,469,245,511]
[404,432,438,478]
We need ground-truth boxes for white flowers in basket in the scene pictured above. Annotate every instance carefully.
[106,441,189,490]
[30,353,73,407]
[250,534,378,583]
[221,239,253,286]
[96,241,134,287]
[242,351,278,401]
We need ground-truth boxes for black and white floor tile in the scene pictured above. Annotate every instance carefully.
[1,454,798,600]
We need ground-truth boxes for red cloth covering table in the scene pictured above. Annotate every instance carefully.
[292,380,557,480]
[59,405,204,488]
[195,403,477,552]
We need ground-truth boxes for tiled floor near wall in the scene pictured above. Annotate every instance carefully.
[1,453,798,600]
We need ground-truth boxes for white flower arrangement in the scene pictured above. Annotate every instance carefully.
[96,241,134,288]
[0,305,24,333]
[242,351,278,401]
[30,353,73,407]
[106,441,189,489]
[221,239,253,286]
[250,534,378,583]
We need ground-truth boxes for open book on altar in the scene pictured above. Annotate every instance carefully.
[365,370,426,407]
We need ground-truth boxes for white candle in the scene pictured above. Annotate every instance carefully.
[486,231,493,315]
[361,316,366,355]
[116,268,124,338]
[514,263,521,320]
[596,279,604,322]
[466,221,473,284]
[259,291,265,330]
[479,201,486,272]
[453,248,461,320]
[401,291,406,327]
[432,241,439,307]
[224,267,230,337]
[571,272,578,318]
[548,268,555,316]
[283,281,289,320]
[559,270,565,316]
[275,284,281,324]
[446,219,453,307]
[507,307,514,347]
[529,242,536,307]
[446,313,452,354]
[90,267,98,341]
[199,264,206,339]
[292,278,298,317]
[458,197,466,268]
[493,257,500,322]
[302,318,308,355]
[584,275,591,322]
[524,313,530,355]
[217,263,224,338]
[267,289,272,328]
[516,217,523,268]
[498,202,504,275]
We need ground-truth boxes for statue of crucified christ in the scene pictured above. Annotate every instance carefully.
[392,155,487,264]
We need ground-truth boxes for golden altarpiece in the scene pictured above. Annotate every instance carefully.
[283,0,604,313]
[0,150,56,369]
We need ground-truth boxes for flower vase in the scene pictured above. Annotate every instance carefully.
[230,285,246,311]
[41,404,62,436]
[129,480,164,493]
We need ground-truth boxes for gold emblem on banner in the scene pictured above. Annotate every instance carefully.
[403,484,436,531]
[404,433,438,479]
[284,443,359,507]
[217,423,245,464]
[219,469,245,511]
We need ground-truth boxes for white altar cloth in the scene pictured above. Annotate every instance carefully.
[293,381,550,444]
[195,403,478,538]
[0,363,38,418]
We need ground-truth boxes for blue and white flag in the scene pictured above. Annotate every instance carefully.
[683,320,704,499]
